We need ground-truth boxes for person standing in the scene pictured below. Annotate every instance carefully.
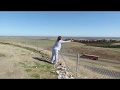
[50,36,71,64]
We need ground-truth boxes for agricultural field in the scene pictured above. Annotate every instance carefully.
[0,36,120,79]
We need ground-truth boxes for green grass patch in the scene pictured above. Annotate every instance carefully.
[113,66,120,69]
[19,60,56,79]
[30,62,52,71]
[31,74,40,79]
[25,69,32,72]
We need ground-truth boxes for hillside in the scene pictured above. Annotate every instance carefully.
[0,43,57,79]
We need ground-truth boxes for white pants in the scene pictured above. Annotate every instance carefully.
[51,48,59,63]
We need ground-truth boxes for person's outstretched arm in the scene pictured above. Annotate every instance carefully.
[60,40,71,43]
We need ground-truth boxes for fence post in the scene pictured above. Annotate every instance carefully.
[76,53,79,78]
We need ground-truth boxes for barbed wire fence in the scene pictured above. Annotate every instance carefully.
[59,51,120,79]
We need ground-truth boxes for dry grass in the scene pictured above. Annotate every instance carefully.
[0,37,119,79]
[0,37,120,61]
[0,43,57,79]
[61,42,120,61]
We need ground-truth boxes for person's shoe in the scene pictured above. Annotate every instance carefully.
[51,61,54,64]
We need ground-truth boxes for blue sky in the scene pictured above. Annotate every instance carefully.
[0,11,120,37]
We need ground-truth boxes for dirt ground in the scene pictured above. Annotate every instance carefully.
[0,44,56,79]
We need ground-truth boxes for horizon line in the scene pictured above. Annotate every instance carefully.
[0,35,120,38]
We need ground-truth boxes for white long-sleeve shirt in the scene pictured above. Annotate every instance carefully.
[53,40,71,50]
